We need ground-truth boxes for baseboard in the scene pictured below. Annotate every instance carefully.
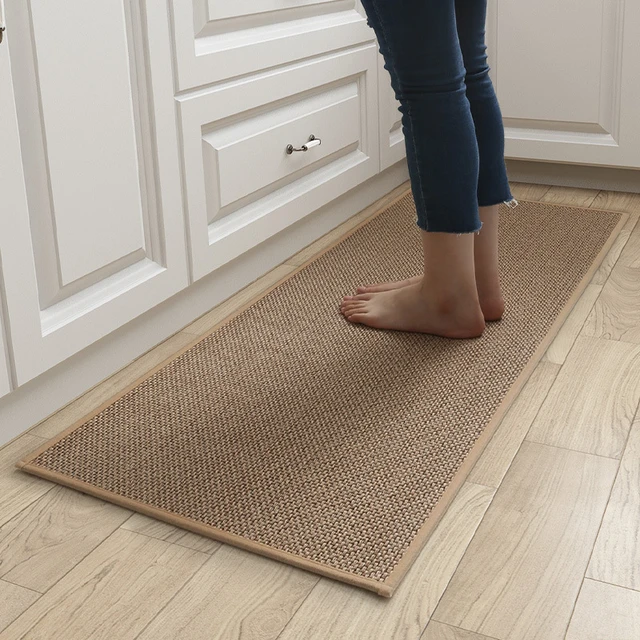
[506,158,640,194]
[0,163,410,448]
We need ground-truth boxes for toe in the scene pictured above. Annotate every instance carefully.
[345,305,368,318]
[346,312,368,324]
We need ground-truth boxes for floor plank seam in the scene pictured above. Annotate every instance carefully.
[273,575,322,640]
[592,230,634,286]
[585,576,640,595]
[418,487,498,638]
[562,401,639,637]
[117,517,223,556]
[130,556,204,640]
[477,362,562,490]
[15,513,131,604]
[431,620,502,640]
[0,484,54,530]
[0,576,43,596]
[521,437,623,461]
[562,574,588,640]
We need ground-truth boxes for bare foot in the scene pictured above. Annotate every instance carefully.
[340,281,485,338]
[356,276,504,322]
[476,289,505,322]
[355,276,421,295]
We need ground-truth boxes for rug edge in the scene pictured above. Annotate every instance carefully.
[15,459,394,597]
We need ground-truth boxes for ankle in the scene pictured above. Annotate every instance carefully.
[419,278,483,317]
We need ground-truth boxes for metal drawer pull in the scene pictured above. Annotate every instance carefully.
[286,134,321,154]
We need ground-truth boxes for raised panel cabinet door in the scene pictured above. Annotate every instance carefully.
[177,46,380,281]
[354,0,407,172]
[378,52,407,172]
[171,0,372,90]
[0,2,189,385]
[487,0,640,168]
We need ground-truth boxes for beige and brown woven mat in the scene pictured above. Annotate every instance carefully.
[17,190,625,597]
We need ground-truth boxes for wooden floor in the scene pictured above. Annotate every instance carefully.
[1,183,639,640]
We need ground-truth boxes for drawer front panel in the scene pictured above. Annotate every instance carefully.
[207,84,361,212]
[172,0,371,90]
[179,46,380,281]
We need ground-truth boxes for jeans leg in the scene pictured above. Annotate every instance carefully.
[361,0,483,233]
[454,0,518,209]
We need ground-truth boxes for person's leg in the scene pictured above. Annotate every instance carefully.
[352,0,517,322]
[456,0,516,320]
[474,204,504,320]
[340,0,485,337]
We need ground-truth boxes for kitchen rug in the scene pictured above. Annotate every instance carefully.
[16,189,626,597]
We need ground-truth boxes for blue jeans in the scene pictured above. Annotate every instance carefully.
[361,0,518,233]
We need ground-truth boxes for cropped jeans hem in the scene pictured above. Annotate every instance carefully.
[415,219,484,235]
[414,197,519,235]
[478,196,520,209]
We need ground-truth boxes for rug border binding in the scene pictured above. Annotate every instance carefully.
[14,191,629,599]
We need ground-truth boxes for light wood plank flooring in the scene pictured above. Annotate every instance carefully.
[1,183,639,640]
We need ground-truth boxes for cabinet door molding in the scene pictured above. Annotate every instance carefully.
[0,1,189,385]
[488,0,640,169]
[171,0,371,90]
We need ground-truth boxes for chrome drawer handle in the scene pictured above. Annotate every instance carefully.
[286,134,321,154]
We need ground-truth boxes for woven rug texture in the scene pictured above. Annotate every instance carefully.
[18,193,622,595]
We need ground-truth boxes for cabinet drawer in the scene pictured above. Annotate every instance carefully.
[178,45,379,281]
[171,0,371,90]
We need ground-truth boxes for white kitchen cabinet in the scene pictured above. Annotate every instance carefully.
[372,0,640,171]
[1,0,639,446]
[171,0,372,90]
[0,308,10,399]
[379,69,406,172]
[352,0,406,172]
[0,1,189,385]
[487,0,640,169]
[178,45,380,281]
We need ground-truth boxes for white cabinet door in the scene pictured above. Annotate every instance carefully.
[373,1,640,171]
[378,59,407,172]
[0,2,188,386]
[354,0,406,172]
[488,0,640,169]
